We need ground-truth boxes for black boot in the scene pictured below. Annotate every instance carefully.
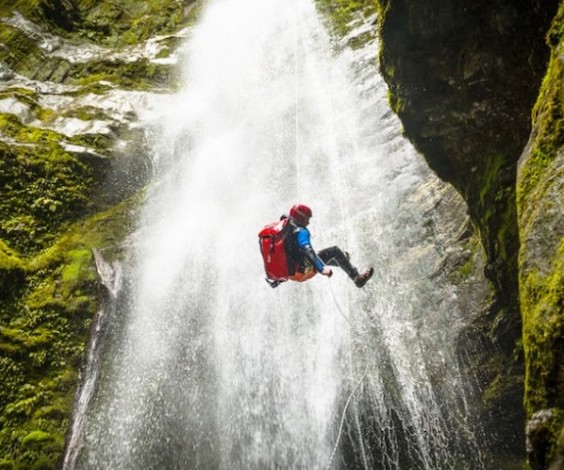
[354,268,374,288]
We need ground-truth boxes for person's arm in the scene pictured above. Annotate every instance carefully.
[295,228,332,276]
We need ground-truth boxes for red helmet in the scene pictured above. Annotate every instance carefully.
[289,204,312,226]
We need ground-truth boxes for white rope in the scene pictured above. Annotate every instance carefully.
[294,1,300,197]
[325,278,369,468]
[328,277,353,327]
[325,366,369,470]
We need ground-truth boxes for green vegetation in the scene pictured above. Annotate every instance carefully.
[0,96,143,466]
[0,115,98,254]
[0,193,141,468]
[0,0,199,465]
[521,240,564,413]
[315,0,377,48]
[0,0,201,48]
[517,32,564,209]
[516,2,564,465]
[518,0,564,416]
[0,0,204,92]
[0,21,175,90]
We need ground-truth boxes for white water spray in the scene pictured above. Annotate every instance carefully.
[70,0,487,468]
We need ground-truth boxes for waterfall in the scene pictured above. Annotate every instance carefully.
[69,0,487,468]
[63,250,122,469]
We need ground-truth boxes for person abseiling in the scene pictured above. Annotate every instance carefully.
[258,204,374,288]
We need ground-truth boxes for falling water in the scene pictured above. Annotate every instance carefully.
[68,0,488,468]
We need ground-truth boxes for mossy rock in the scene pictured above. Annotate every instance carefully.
[0,2,196,89]
[516,3,564,468]
[0,191,142,467]
[0,357,25,409]
[0,23,175,89]
[315,0,378,48]
[518,0,564,417]
[22,430,55,445]
[0,0,80,32]
[0,120,99,255]
[67,57,176,91]
[0,0,188,466]
[0,70,145,466]
[521,239,564,415]
[0,240,25,300]
[526,408,564,470]
[0,0,200,47]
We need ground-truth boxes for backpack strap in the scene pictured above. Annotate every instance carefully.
[265,278,284,288]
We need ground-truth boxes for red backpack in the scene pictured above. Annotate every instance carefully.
[258,217,316,284]
[258,218,293,282]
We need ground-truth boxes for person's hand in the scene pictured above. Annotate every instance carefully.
[321,267,333,277]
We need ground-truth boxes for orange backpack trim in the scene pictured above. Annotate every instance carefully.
[288,268,317,282]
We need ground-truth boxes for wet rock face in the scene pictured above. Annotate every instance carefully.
[378,0,556,186]
[375,0,564,466]
[526,409,564,470]
[38,0,80,31]
[377,0,558,304]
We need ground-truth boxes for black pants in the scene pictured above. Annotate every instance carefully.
[318,246,358,279]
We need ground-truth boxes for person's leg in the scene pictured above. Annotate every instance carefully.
[318,246,374,287]
[318,246,359,279]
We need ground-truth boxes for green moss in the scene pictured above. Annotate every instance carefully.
[521,239,564,415]
[68,58,175,91]
[0,240,24,272]
[518,3,564,208]
[34,107,57,123]
[0,357,25,408]
[74,0,199,47]
[0,192,141,467]
[446,235,482,285]
[0,88,39,109]
[0,24,43,77]
[458,254,474,279]
[387,86,405,114]
[315,0,377,46]
[518,4,564,437]
[0,113,107,255]
[62,105,110,122]
[22,430,54,445]
[483,368,524,406]
[62,250,93,283]
[518,57,564,209]
[1,0,199,48]
[460,151,520,302]
[0,0,190,466]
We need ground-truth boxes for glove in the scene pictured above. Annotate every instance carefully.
[321,267,333,277]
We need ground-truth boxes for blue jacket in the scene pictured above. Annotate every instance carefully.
[294,225,325,272]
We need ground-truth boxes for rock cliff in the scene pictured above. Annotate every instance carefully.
[375,0,564,467]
